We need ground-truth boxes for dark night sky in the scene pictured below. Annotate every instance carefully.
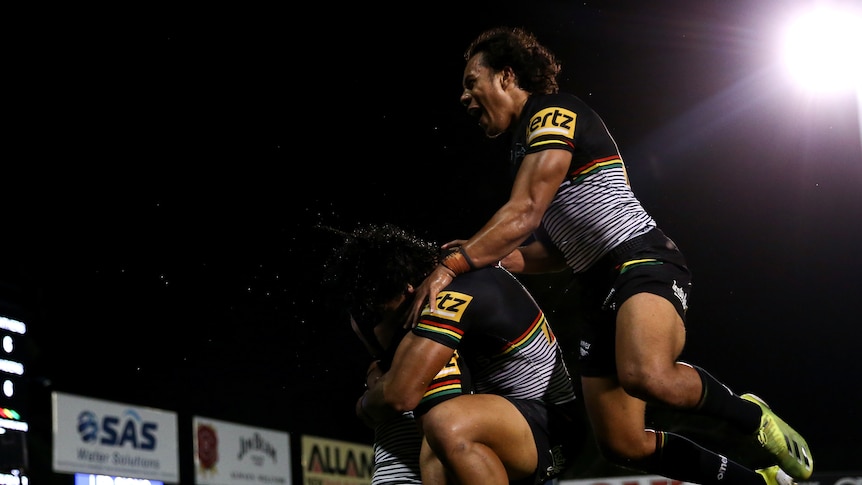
[4,0,862,478]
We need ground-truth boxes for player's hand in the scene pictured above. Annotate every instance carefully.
[356,360,384,428]
[404,264,454,328]
[355,392,375,428]
[365,360,383,390]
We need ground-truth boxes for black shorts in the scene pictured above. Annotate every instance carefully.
[573,227,692,377]
[506,398,585,485]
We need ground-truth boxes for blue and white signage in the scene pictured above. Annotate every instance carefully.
[52,392,179,482]
[74,473,165,485]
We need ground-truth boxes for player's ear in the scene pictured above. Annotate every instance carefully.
[405,284,415,294]
[500,66,517,89]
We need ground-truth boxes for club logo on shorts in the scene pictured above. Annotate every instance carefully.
[579,340,591,358]
[672,280,689,312]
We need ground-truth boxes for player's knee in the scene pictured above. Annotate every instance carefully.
[596,434,655,465]
[617,366,654,399]
[617,362,671,401]
[421,410,471,458]
[420,442,450,482]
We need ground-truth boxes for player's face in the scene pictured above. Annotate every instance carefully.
[372,292,411,347]
[350,293,406,357]
[461,53,512,139]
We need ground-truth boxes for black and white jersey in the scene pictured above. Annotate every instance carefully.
[371,412,422,485]
[413,265,576,406]
[511,93,656,273]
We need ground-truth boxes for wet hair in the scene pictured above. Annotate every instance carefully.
[464,26,561,95]
[321,223,440,323]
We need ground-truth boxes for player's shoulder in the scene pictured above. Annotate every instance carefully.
[442,266,500,292]
[445,266,523,299]
[428,268,506,321]
[528,92,589,112]
[524,92,597,131]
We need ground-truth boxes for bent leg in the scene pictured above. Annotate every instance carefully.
[420,436,452,485]
[582,375,779,485]
[581,374,655,464]
[419,394,537,485]
[615,292,702,407]
[603,292,802,483]
[615,292,766,438]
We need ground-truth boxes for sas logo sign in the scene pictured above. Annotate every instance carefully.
[77,409,158,450]
[527,107,576,143]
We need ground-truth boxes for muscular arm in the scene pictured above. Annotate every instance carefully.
[461,148,571,267]
[500,238,569,274]
[358,332,456,424]
[407,148,570,326]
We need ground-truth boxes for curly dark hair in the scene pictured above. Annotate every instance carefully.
[321,223,440,323]
[464,26,561,95]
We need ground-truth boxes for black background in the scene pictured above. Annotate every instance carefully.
[4,0,862,481]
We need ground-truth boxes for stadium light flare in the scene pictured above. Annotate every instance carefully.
[780,4,862,94]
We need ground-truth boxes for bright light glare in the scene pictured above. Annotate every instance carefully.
[781,5,862,94]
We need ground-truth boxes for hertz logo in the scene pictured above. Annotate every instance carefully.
[527,107,576,143]
[424,291,473,322]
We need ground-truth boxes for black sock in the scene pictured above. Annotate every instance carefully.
[638,431,767,485]
[690,363,762,434]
